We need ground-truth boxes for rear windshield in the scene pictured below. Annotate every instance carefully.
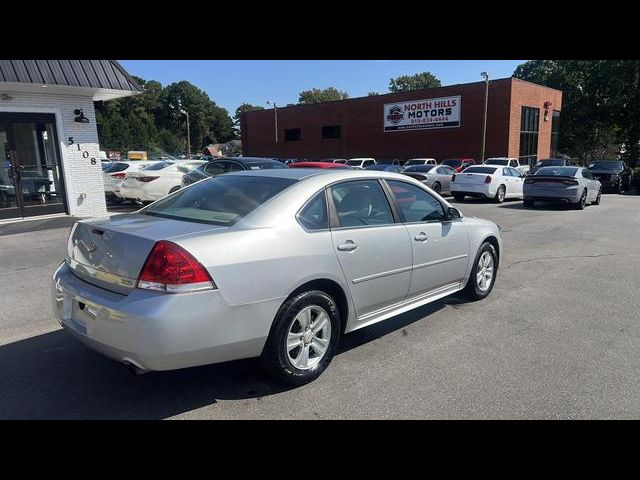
[535,167,578,176]
[442,159,463,167]
[244,160,288,170]
[141,161,174,171]
[588,161,622,170]
[536,159,566,167]
[484,159,509,165]
[346,160,365,166]
[403,165,436,173]
[141,175,297,225]
[105,162,129,173]
[462,166,497,174]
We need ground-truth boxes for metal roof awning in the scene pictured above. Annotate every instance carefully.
[0,60,143,101]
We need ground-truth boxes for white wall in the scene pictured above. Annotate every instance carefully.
[0,91,107,218]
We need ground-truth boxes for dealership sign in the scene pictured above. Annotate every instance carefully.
[383,96,461,132]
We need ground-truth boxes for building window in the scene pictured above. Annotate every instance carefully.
[284,128,301,142]
[518,106,540,167]
[551,111,560,157]
[322,125,341,139]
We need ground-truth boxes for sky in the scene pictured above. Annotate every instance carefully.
[118,60,525,115]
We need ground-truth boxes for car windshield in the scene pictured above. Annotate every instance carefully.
[142,175,297,226]
[442,159,463,167]
[404,160,429,165]
[105,162,129,173]
[366,164,393,171]
[535,159,566,167]
[588,161,622,170]
[535,167,578,176]
[484,159,509,165]
[244,160,288,170]
[462,166,497,174]
[346,160,366,166]
[176,163,204,173]
[403,165,436,173]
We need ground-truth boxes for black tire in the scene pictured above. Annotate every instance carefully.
[462,242,498,301]
[453,193,465,201]
[494,185,506,203]
[523,199,535,208]
[432,182,442,194]
[261,290,341,386]
[618,180,625,194]
[593,188,602,205]
[574,189,587,210]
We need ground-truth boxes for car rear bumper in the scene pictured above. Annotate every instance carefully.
[523,185,582,203]
[450,184,495,198]
[52,262,283,371]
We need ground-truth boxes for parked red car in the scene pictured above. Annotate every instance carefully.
[442,158,476,173]
[288,161,352,169]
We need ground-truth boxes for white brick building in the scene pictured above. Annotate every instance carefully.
[0,60,142,222]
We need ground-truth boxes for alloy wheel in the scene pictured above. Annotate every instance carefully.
[286,305,332,370]
[476,251,494,292]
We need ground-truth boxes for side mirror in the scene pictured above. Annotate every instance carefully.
[445,206,461,220]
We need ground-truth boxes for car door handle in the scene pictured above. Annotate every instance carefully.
[414,233,429,242]
[337,240,358,252]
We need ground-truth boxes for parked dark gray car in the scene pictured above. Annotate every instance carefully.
[523,166,601,209]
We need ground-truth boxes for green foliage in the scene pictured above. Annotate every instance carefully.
[95,78,236,156]
[513,60,640,166]
[298,87,350,104]
[233,103,265,135]
[367,92,380,96]
[388,72,441,92]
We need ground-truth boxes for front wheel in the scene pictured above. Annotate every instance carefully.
[261,290,341,386]
[462,242,498,300]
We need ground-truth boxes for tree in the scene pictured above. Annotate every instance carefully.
[388,72,441,92]
[298,87,349,104]
[367,92,380,96]
[233,103,264,135]
[513,60,626,164]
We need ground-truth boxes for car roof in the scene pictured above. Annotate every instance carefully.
[210,156,281,165]
[224,167,415,182]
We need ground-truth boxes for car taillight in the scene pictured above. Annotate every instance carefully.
[136,176,160,182]
[485,175,492,184]
[451,174,456,182]
[562,179,579,185]
[110,172,126,179]
[137,240,216,293]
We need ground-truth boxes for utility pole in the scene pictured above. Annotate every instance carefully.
[481,72,489,162]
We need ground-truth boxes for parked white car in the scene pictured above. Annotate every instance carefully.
[483,157,530,175]
[404,158,437,167]
[119,160,205,203]
[103,161,158,204]
[451,165,524,203]
[345,158,376,169]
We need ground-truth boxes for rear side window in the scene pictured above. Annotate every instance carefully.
[204,162,229,175]
[330,180,394,228]
[142,176,297,226]
[298,191,328,231]
[387,180,444,223]
[106,162,129,173]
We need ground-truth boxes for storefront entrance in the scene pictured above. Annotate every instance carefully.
[0,113,66,220]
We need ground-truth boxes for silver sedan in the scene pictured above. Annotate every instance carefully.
[53,169,502,385]
[401,164,457,195]
[523,166,602,209]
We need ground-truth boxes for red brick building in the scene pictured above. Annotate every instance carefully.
[241,77,563,167]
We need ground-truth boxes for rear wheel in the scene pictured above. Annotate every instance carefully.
[462,242,498,300]
[593,188,602,205]
[494,185,506,203]
[261,290,340,386]
[432,182,442,194]
[574,189,587,209]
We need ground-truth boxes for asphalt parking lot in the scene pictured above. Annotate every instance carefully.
[1,193,639,419]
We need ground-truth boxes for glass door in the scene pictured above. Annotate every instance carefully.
[0,113,66,220]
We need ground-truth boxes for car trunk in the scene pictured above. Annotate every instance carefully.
[66,213,226,295]
[454,173,490,185]
[525,176,577,189]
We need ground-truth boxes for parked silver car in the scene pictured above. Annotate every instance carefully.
[401,164,456,195]
[53,169,502,385]
[523,166,601,209]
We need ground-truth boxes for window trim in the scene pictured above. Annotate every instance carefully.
[321,124,341,140]
[382,179,451,225]
[326,179,401,231]
[295,188,331,233]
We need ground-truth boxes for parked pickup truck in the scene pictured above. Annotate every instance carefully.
[483,157,530,175]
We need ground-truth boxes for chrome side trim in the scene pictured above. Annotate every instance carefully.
[352,265,413,284]
[412,254,468,271]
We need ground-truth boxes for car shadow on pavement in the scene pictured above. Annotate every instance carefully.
[0,296,469,419]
